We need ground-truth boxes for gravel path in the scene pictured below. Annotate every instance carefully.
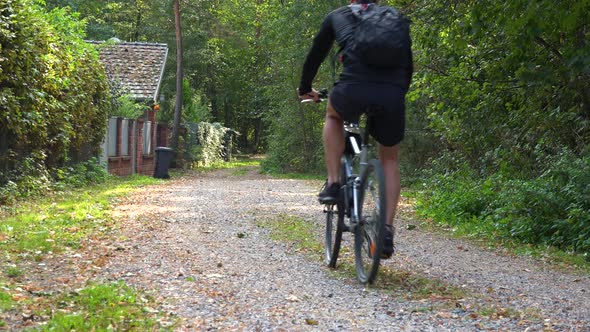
[99,167,589,331]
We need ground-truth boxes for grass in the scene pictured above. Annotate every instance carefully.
[4,266,22,279]
[0,174,173,330]
[190,155,326,181]
[0,290,12,311]
[0,289,11,328]
[260,213,549,322]
[261,213,466,301]
[402,190,590,273]
[266,214,323,254]
[0,175,161,257]
[39,281,170,331]
[191,154,262,173]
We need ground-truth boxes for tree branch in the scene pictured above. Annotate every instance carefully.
[534,36,563,61]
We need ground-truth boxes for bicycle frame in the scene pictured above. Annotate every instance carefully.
[342,116,373,231]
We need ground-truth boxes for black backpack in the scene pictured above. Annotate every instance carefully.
[343,5,411,68]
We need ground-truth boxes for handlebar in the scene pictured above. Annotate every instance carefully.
[300,88,329,103]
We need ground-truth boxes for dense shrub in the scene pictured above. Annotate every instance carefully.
[262,98,325,175]
[416,151,590,255]
[53,158,109,189]
[180,122,235,168]
[0,158,109,205]
[0,0,111,186]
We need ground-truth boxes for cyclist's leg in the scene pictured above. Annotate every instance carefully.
[378,143,401,226]
[323,99,344,185]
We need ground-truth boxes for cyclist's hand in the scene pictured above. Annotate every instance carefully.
[298,88,321,103]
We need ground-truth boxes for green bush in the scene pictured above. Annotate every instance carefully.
[416,151,590,255]
[0,152,52,204]
[0,1,111,185]
[0,158,109,205]
[180,122,235,168]
[111,94,148,119]
[262,99,325,174]
[196,122,230,166]
[54,157,109,189]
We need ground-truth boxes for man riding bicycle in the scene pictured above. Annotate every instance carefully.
[297,0,413,258]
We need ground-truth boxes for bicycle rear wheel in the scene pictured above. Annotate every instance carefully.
[354,159,387,284]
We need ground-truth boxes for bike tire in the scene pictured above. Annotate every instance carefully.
[354,159,387,284]
[325,159,347,267]
[325,203,343,268]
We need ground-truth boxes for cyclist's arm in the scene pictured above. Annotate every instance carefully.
[298,15,336,96]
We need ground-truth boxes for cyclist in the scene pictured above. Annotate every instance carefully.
[297,0,413,258]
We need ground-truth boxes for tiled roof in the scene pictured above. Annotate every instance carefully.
[89,41,168,102]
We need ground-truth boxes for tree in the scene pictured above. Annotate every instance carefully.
[170,0,183,151]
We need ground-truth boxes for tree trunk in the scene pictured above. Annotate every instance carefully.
[133,8,142,42]
[253,117,262,152]
[171,0,183,151]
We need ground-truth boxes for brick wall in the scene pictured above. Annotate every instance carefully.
[106,112,169,176]
[107,118,134,176]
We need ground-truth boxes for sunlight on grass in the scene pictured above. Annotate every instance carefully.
[266,214,323,254]
[0,174,174,330]
[0,176,163,256]
[41,281,174,331]
[193,156,261,172]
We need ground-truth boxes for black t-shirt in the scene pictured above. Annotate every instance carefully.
[298,5,413,95]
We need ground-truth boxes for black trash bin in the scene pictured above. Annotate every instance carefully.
[154,147,174,179]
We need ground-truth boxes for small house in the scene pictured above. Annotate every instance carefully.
[91,40,169,176]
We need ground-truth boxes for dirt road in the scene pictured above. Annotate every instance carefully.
[98,168,589,331]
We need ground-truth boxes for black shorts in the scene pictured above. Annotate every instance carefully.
[330,82,406,147]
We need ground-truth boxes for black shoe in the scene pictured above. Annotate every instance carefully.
[318,182,340,204]
[382,225,395,259]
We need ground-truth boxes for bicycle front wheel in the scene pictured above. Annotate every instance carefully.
[354,159,387,284]
[325,202,343,268]
[325,159,347,268]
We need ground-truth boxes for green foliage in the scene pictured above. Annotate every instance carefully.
[182,79,211,124]
[193,122,233,167]
[53,157,109,189]
[0,151,53,204]
[0,157,108,205]
[416,151,590,255]
[111,94,148,119]
[0,0,111,186]
[43,282,161,331]
[408,0,590,174]
[45,0,164,42]
[262,99,325,174]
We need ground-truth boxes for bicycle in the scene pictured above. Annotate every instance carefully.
[302,90,388,284]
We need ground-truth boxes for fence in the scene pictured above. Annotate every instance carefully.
[101,116,169,176]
